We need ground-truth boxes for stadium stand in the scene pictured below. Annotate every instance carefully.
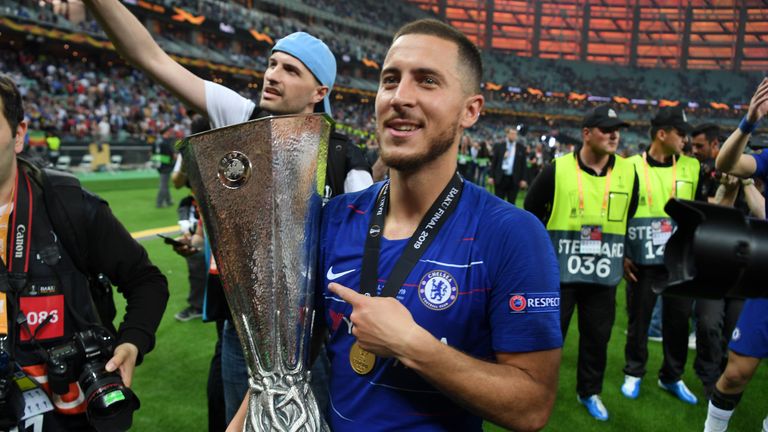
[0,0,765,159]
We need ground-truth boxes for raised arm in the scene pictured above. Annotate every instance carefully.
[83,0,207,114]
[716,78,768,177]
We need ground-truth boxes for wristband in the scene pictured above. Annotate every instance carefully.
[739,116,757,134]
[741,178,755,187]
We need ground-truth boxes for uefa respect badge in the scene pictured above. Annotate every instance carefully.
[508,292,560,314]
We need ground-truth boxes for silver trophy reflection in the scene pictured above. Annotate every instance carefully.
[179,114,331,431]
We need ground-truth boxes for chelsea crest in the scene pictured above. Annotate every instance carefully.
[419,270,459,311]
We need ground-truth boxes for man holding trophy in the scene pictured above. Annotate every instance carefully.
[318,20,562,431]
[84,0,562,428]
[224,18,563,432]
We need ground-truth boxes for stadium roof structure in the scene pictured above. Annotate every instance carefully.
[407,0,768,71]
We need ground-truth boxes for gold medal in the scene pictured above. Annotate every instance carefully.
[349,341,376,375]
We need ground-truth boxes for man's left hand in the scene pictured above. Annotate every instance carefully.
[329,283,425,359]
[105,342,139,387]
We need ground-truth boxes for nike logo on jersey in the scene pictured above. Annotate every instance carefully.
[326,266,356,281]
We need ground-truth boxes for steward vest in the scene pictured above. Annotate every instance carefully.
[625,152,700,266]
[547,153,635,286]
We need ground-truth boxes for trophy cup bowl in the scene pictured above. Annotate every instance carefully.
[179,114,331,431]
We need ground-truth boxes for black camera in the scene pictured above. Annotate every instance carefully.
[46,327,140,432]
[654,198,768,299]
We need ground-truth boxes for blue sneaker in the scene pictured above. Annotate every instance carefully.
[658,379,698,404]
[621,375,641,399]
[578,394,609,421]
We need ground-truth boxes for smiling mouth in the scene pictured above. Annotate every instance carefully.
[391,125,418,132]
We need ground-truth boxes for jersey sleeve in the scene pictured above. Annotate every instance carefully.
[484,206,562,353]
[204,80,256,128]
[750,151,768,181]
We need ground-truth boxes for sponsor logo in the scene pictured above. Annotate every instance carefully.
[326,266,356,281]
[508,292,560,314]
[732,327,741,341]
[36,285,57,295]
[14,225,26,259]
[509,295,526,312]
[418,270,458,311]
[369,225,381,237]
[329,310,344,332]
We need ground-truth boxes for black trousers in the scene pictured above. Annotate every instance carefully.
[623,265,693,383]
[561,283,617,398]
[693,299,725,387]
[186,251,207,310]
[721,298,745,367]
[692,297,746,385]
[494,174,520,205]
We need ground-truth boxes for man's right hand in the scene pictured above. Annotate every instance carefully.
[746,77,768,124]
[623,258,638,283]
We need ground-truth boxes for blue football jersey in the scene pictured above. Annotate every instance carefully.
[319,180,562,431]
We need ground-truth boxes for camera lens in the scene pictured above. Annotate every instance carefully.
[79,362,140,432]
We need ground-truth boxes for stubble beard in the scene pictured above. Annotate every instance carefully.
[380,122,459,174]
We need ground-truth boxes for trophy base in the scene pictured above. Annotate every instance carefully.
[244,373,329,432]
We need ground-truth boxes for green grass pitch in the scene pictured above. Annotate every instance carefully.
[86,174,766,431]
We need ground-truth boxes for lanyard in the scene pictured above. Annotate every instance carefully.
[641,152,676,208]
[359,172,464,298]
[1,167,33,352]
[574,154,612,217]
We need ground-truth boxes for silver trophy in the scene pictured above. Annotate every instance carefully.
[179,114,331,431]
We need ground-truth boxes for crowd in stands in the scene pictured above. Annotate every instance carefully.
[1,47,384,146]
[4,0,761,114]
[1,50,193,144]
[485,54,762,120]
[1,43,717,166]
[1,0,761,160]
[6,0,761,120]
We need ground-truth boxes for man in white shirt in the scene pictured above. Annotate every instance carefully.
[84,0,373,422]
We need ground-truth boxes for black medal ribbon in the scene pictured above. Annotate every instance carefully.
[359,172,464,299]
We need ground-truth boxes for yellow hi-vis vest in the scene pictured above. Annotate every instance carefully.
[547,152,635,286]
[625,152,700,265]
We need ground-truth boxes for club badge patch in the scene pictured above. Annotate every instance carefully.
[419,270,458,311]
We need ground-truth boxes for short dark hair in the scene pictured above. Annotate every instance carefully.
[0,74,23,136]
[692,124,720,143]
[649,125,677,142]
[393,19,483,94]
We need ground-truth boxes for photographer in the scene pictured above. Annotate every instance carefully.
[703,77,768,432]
[0,74,168,431]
